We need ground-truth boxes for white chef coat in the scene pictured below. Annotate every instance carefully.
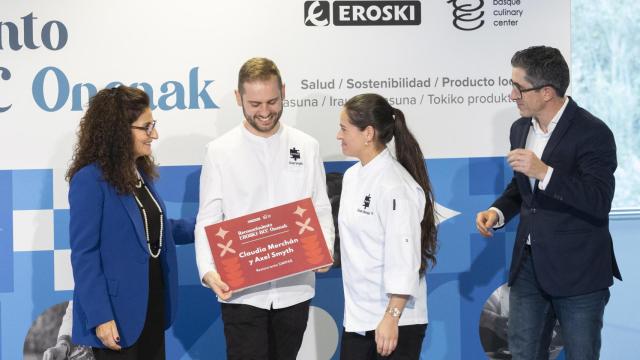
[195,123,335,309]
[338,148,428,332]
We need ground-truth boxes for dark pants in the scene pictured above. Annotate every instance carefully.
[220,300,311,360]
[509,246,610,360]
[340,324,427,360]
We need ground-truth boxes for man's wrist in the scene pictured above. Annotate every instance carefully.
[488,207,505,228]
[537,164,549,181]
[538,165,554,190]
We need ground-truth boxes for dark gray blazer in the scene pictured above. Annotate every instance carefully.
[493,97,621,297]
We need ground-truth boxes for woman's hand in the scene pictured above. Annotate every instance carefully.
[375,314,399,357]
[203,271,233,300]
[96,320,121,350]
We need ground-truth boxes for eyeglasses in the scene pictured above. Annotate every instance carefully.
[511,82,554,100]
[131,120,157,135]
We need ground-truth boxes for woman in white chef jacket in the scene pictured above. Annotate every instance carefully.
[336,93,437,359]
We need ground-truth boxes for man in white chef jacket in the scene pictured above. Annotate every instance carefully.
[194,57,335,360]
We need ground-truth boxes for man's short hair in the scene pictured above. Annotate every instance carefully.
[237,57,283,94]
[511,46,570,97]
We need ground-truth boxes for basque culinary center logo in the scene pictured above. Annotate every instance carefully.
[446,0,485,31]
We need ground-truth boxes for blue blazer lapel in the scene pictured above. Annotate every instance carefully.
[541,98,576,163]
[516,120,531,149]
[515,119,533,196]
[118,193,148,251]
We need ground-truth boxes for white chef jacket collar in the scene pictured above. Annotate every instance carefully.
[241,121,284,143]
[359,148,391,178]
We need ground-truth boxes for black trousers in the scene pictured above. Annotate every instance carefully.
[340,324,427,360]
[220,299,311,360]
[93,259,165,360]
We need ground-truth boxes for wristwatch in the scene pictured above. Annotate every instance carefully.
[386,306,402,318]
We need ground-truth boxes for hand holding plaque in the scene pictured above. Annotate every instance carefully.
[205,198,333,291]
[202,270,233,300]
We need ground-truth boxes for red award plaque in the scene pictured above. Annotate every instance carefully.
[205,198,333,291]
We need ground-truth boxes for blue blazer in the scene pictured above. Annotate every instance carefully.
[69,163,194,347]
[493,97,621,297]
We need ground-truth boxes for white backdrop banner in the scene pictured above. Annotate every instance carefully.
[1,0,570,169]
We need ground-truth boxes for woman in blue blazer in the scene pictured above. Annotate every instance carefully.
[67,85,194,359]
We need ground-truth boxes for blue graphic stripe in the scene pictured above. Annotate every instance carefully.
[156,165,201,203]
[324,161,355,174]
[0,252,70,359]
[0,171,13,293]
[53,209,70,250]
[469,157,505,195]
[11,169,53,210]
[425,275,462,359]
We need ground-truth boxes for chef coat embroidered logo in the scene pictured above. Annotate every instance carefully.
[288,147,303,166]
[290,147,301,161]
[357,194,373,215]
[363,194,371,209]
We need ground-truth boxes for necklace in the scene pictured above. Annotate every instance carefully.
[132,179,164,258]
[134,170,143,188]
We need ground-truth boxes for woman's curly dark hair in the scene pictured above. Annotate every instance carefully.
[66,85,157,194]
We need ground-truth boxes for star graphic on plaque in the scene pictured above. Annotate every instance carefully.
[295,218,315,235]
[217,240,236,256]
[293,205,307,217]
[216,227,229,239]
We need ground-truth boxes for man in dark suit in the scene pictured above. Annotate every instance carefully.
[476,46,621,360]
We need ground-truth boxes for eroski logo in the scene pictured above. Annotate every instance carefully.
[304,1,421,26]
[304,1,330,26]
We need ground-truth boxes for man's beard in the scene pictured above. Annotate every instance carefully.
[243,106,283,134]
